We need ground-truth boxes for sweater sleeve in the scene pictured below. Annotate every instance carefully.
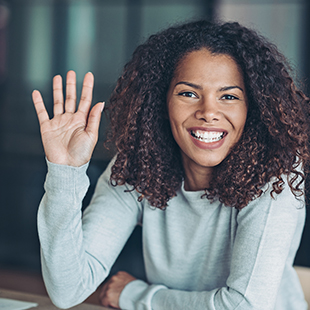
[118,182,306,310]
[38,159,142,309]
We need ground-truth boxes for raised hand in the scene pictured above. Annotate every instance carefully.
[32,71,104,167]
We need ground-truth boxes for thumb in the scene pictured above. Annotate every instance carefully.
[86,102,104,137]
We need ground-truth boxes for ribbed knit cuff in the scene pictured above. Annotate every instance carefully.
[119,280,167,310]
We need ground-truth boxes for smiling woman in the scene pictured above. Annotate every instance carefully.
[167,49,248,190]
[33,20,310,310]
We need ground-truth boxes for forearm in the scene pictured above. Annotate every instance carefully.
[120,280,285,310]
[38,161,104,308]
[152,286,241,310]
[38,159,142,309]
[119,280,254,310]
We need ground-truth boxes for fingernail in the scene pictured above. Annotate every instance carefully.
[101,102,105,112]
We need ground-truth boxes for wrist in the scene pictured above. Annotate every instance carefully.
[45,155,90,168]
[119,280,167,310]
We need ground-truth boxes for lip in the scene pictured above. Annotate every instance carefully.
[188,127,228,150]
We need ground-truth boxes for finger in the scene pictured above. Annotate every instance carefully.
[99,286,111,308]
[53,75,64,116]
[105,288,120,309]
[32,90,50,125]
[100,292,118,309]
[85,102,104,138]
[99,283,108,300]
[78,72,94,115]
[100,297,112,308]
[65,70,77,113]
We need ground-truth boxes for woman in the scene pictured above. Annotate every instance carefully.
[32,20,310,309]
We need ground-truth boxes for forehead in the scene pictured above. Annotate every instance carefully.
[173,48,244,87]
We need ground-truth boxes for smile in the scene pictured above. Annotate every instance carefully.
[190,130,225,143]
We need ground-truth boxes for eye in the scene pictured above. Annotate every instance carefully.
[221,94,239,100]
[178,91,197,98]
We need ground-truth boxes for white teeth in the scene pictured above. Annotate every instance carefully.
[191,130,224,143]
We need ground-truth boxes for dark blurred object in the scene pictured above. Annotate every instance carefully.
[0,1,9,82]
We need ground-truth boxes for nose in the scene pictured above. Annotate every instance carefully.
[194,97,220,123]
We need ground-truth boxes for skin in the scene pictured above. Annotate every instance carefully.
[32,70,104,167]
[33,48,248,308]
[99,271,136,308]
[167,48,248,191]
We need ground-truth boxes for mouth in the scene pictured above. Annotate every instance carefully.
[190,130,225,143]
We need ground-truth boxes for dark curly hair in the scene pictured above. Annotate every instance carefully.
[106,20,310,210]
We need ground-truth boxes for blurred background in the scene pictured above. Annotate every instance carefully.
[0,0,309,298]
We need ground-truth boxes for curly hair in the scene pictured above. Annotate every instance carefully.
[106,20,310,210]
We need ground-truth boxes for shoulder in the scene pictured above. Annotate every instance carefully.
[237,174,305,228]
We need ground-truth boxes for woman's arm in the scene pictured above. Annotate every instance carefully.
[34,72,141,309]
[38,159,142,309]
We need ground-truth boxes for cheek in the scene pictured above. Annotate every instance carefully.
[168,102,179,125]
[230,107,248,130]
[168,109,187,136]
[168,99,191,124]
[240,108,248,128]
[168,108,185,143]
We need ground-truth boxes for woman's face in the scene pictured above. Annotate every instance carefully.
[167,48,248,183]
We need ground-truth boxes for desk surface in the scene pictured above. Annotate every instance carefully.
[0,288,110,310]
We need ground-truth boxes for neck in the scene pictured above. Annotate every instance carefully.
[183,160,213,192]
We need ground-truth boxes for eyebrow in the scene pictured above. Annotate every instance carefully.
[174,81,244,92]
[174,81,203,90]
[219,85,244,92]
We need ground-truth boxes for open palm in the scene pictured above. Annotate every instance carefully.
[32,71,104,167]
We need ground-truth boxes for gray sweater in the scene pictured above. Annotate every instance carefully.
[38,159,307,309]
